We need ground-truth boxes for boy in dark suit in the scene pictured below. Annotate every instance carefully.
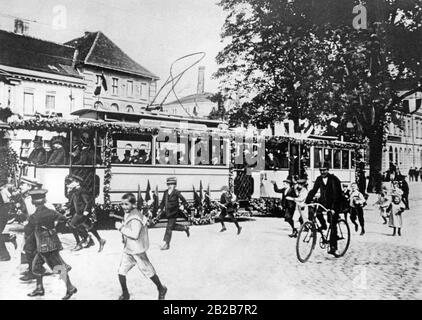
[271,179,297,237]
[156,177,190,250]
[218,185,242,234]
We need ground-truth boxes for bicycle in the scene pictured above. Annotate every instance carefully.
[296,203,351,263]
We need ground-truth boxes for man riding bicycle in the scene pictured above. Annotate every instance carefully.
[305,164,343,256]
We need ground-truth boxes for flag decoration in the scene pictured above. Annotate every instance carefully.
[152,185,159,215]
[137,184,143,209]
[145,180,152,202]
[94,72,108,96]
[199,180,203,203]
[204,184,211,208]
[193,185,201,207]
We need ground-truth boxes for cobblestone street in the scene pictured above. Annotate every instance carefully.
[1,183,421,300]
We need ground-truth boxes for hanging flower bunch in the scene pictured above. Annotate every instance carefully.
[102,131,113,209]
[7,117,158,136]
[6,146,19,179]
[267,135,362,150]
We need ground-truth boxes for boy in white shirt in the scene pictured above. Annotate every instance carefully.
[115,193,167,300]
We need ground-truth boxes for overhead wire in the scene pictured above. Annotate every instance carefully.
[149,52,206,118]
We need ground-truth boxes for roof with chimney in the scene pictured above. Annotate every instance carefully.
[0,29,82,79]
[164,92,215,106]
[65,31,159,80]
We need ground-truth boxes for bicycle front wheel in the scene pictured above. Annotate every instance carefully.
[334,219,350,258]
[296,221,317,263]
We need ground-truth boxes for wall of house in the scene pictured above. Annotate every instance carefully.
[78,66,157,113]
[0,78,84,118]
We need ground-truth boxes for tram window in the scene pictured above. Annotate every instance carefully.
[351,151,356,168]
[210,136,227,166]
[276,142,289,169]
[71,132,102,166]
[324,149,332,168]
[115,139,152,165]
[300,145,311,168]
[314,147,322,168]
[156,134,190,165]
[20,140,31,159]
[342,150,350,169]
[333,150,341,169]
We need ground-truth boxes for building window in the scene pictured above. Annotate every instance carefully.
[21,139,31,158]
[127,80,133,97]
[140,83,148,100]
[126,105,134,113]
[111,103,119,111]
[45,94,55,112]
[112,78,119,95]
[23,92,34,115]
[94,101,103,110]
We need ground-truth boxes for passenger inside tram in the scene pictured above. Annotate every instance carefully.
[46,136,67,165]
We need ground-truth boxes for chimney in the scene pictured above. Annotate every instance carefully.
[14,19,29,35]
[72,49,79,68]
[197,66,205,94]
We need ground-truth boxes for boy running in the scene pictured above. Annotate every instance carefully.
[116,193,167,300]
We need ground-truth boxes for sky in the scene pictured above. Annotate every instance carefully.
[0,0,228,102]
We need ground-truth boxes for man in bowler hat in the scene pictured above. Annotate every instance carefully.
[28,136,47,165]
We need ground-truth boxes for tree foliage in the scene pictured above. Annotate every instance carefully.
[216,0,422,191]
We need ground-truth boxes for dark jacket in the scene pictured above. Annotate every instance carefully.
[159,189,188,218]
[68,188,93,216]
[306,174,343,212]
[400,180,409,196]
[220,191,235,213]
[28,148,47,165]
[26,205,67,253]
[47,147,67,165]
[274,183,296,216]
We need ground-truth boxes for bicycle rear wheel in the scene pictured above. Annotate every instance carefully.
[296,221,317,263]
[334,219,350,258]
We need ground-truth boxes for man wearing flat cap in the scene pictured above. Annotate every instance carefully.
[305,163,343,256]
[28,136,47,165]
[25,189,77,300]
[156,177,190,250]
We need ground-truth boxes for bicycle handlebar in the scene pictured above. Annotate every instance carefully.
[303,203,331,213]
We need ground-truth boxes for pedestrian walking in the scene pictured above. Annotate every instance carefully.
[387,194,405,236]
[218,185,242,235]
[349,182,366,235]
[408,167,414,182]
[155,177,190,250]
[271,179,297,237]
[399,176,410,210]
[67,175,106,252]
[25,189,77,300]
[419,167,422,182]
[115,193,167,300]
[415,167,419,182]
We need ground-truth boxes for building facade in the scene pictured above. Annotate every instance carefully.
[162,66,217,118]
[382,91,422,174]
[0,29,86,118]
[65,31,159,113]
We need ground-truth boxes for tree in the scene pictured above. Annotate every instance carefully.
[216,0,422,192]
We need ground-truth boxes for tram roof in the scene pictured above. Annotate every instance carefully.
[71,108,225,128]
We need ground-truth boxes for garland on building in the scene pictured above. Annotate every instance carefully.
[6,146,19,180]
[267,136,362,150]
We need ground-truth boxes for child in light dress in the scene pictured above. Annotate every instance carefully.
[386,195,405,236]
